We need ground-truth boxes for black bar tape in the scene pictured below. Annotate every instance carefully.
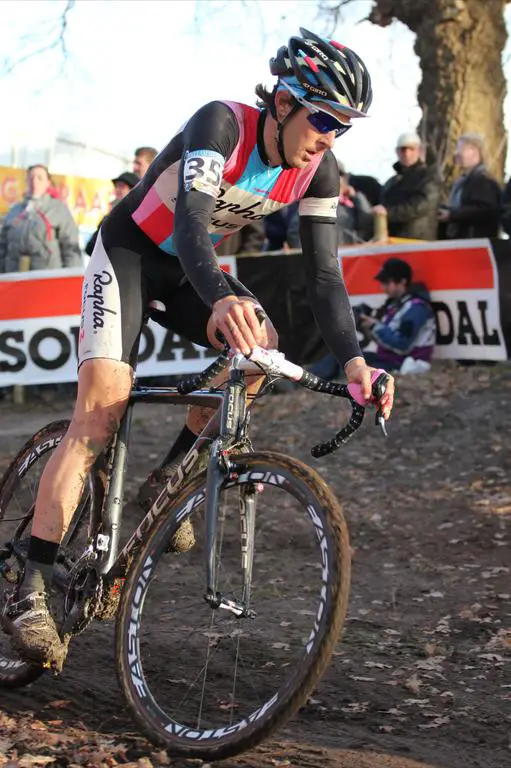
[177,350,230,395]
[311,404,365,457]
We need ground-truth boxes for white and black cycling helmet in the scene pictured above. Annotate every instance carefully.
[268,28,373,167]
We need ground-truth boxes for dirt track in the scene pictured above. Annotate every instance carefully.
[0,362,510,768]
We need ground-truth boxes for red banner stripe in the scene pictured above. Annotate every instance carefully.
[0,262,234,321]
[0,276,84,320]
[342,246,494,294]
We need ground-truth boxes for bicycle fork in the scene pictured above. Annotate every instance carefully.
[204,370,256,619]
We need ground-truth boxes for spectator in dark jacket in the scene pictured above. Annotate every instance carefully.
[0,164,82,272]
[501,177,511,237]
[374,132,440,241]
[337,165,373,244]
[348,174,382,207]
[439,133,502,240]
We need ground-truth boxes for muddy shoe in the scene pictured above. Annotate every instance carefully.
[2,591,68,673]
[137,466,196,554]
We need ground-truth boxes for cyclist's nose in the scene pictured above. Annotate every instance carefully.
[317,132,336,150]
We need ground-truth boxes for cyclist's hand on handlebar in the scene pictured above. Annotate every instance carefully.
[211,296,265,356]
[344,357,394,420]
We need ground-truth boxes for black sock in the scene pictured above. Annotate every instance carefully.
[20,536,59,596]
[159,425,197,470]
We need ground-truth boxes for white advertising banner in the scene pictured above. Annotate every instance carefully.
[0,240,506,386]
[0,258,236,387]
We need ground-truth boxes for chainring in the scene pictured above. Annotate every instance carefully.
[62,553,103,636]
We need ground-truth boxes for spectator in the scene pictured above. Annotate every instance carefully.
[85,171,139,256]
[374,132,440,240]
[112,171,140,202]
[337,163,373,244]
[358,257,436,374]
[438,133,502,239]
[501,177,511,237]
[0,164,82,272]
[133,146,158,178]
[348,173,382,207]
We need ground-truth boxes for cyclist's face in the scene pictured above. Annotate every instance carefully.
[275,93,350,169]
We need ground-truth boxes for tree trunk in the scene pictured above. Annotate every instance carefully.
[367,0,508,195]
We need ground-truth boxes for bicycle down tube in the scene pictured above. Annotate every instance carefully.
[93,386,225,578]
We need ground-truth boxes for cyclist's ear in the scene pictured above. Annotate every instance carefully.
[275,89,294,121]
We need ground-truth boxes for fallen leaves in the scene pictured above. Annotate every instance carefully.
[418,715,451,729]
[404,673,422,695]
[0,362,510,767]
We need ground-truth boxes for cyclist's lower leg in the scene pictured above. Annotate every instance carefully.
[2,358,133,667]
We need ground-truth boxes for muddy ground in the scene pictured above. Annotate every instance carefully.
[0,362,509,768]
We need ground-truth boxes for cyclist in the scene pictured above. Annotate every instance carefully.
[2,28,394,669]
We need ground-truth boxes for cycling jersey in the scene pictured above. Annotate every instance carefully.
[80,100,362,370]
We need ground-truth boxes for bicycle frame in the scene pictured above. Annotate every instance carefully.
[2,341,384,631]
[84,363,255,615]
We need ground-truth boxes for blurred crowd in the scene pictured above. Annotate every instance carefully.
[0,133,509,381]
[0,147,158,273]
[2,132,511,273]
[220,130,511,254]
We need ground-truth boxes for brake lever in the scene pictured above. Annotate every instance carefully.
[372,373,390,437]
[376,412,387,437]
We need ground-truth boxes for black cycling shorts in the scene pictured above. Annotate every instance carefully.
[78,207,249,369]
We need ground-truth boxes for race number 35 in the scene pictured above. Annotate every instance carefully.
[183,151,225,197]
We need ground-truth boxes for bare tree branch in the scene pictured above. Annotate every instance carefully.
[318,0,369,35]
[1,0,75,76]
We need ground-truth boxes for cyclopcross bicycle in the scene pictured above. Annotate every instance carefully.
[0,340,389,761]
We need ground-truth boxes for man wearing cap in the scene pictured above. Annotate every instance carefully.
[373,133,440,241]
[358,257,436,373]
[85,172,140,256]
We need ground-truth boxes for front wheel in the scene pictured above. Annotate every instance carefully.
[116,451,351,761]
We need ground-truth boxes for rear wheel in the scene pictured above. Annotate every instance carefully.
[116,451,351,760]
[0,421,104,688]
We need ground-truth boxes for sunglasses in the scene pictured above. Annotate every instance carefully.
[280,80,352,138]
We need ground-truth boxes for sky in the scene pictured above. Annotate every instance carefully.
[0,0,510,182]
